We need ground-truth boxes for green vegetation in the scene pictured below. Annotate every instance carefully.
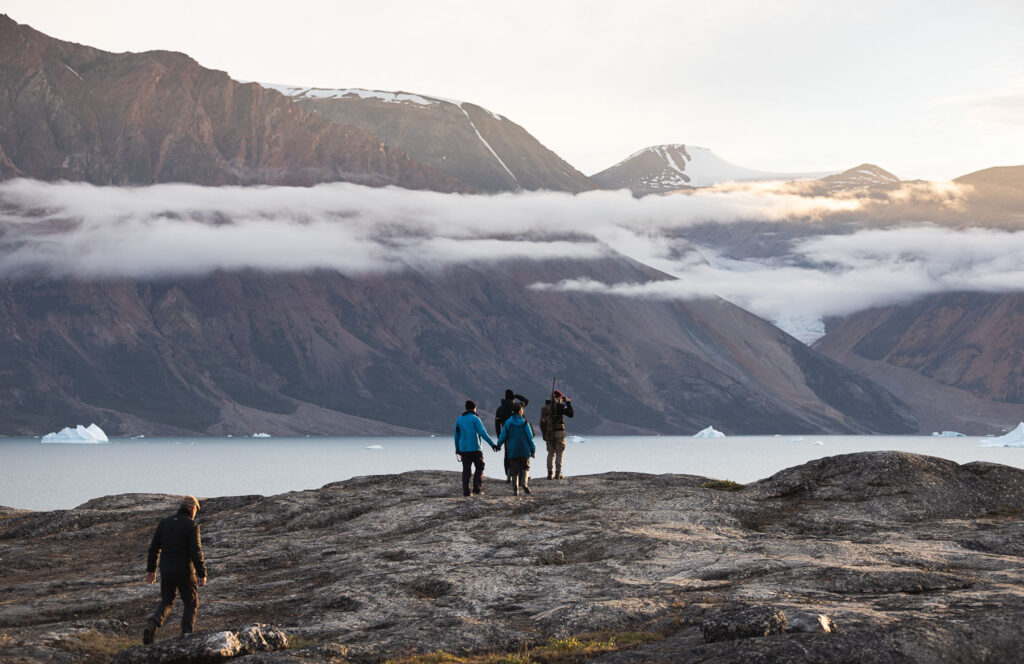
[383,631,665,664]
[702,479,745,491]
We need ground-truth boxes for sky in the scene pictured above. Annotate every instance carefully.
[4,0,1024,180]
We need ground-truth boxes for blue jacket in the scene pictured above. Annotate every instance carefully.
[496,414,535,459]
[454,411,496,453]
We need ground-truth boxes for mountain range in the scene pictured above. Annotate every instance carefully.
[0,14,1022,436]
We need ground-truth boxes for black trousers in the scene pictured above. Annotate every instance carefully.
[460,451,485,495]
[148,572,199,634]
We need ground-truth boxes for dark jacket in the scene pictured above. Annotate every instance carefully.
[147,507,206,577]
[540,399,574,437]
[495,394,530,434]
[495,414,536,459]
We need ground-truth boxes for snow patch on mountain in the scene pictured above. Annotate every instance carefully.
[459,106,519,186]
[595,144,833,191]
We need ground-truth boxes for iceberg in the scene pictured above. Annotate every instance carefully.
[693,426,725,438]
[41,423,109,444]
[979,422,1024,448]
[366,444,384,450]
[932,431,965,437]
[567,435,589,444]
[252,433,271,438]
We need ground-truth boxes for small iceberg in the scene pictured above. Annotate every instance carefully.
[791,436,805,442]
[252,433,271,438]
[366,444,385,450]
[41,423,109,444]
[567,435,589,444]
[932,431,965,437]
[813,440,825,446]
[693,426,726,438]
[979,422,1024,448]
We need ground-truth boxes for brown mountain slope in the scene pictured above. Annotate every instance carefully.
[0,256,916,436]
[815,292,1024,431]
[269,85,595,193]
[0,15,462,190]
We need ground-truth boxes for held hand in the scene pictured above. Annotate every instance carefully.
[145,572,156,584]
[199,577,208,587]
[456,453,463,462]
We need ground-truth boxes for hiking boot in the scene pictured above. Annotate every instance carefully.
[522,485,531,495]
[142,622,156,645]
[547,472,554,480]
[473,489,484,495]
[505,477,512,483]
[555,474,565,479]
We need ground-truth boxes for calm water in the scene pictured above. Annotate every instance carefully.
[2,435,1023,511]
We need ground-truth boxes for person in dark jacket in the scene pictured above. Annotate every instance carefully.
[495,401,536,495]
[142,495,207,644]
[454,400,498,496]
[540,390,574,479]
[494,388,530,483]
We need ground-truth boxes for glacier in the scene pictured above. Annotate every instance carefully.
[979,422,1024,447]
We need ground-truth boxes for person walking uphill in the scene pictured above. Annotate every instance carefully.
[143,495,207,644]
[495,388,530,483]
[454,400,498,496]
[495,401,536,495]
[540,390,574,479]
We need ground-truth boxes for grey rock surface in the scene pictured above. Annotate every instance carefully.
[1,451,1022,662]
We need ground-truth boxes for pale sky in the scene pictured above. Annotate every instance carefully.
[4,0,1024,180]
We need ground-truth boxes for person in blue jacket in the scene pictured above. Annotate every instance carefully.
[495,401,536,496]
[454,400,498,496]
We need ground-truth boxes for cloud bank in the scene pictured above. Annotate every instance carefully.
[2,178,1023,340]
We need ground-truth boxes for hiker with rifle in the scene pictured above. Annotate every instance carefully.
[539,380,574,479]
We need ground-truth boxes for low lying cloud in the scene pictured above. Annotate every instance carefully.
[533,225,1024,341]
[0,177,866,278]
[2,178,1023,341]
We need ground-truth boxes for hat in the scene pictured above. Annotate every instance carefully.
[504,389,515,399]
[181,495,200,512]
[553,390,563,398]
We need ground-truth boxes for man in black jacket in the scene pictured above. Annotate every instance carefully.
[495,388,530,483]
[142,495,207,644]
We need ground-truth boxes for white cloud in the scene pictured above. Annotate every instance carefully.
[3,179,1024,337]
[0,178,861,278]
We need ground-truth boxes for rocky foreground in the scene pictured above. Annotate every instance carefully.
[1,451,1023,663]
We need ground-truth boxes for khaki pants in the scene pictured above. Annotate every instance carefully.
[546,430,566,476]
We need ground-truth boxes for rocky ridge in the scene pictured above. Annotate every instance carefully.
[264,84,595,194]
[0,15,462,191]
[1,451,1022,663]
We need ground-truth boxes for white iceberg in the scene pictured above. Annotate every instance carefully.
[41,423,109,444]
[813,440,825,446]
[979,422,1024,447]
[567,435,589,444]
[693,426,726,438]
[932,431,965,437]
[252,433,271,438]
[366,444,385,450]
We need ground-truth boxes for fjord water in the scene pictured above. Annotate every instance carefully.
[3,435,1023,511]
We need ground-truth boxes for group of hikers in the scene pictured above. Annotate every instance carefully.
[141,387,574,644]
[454,386,574,497]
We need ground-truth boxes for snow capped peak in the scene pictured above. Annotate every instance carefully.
[255,82,506,120]
[594,144,830,191]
